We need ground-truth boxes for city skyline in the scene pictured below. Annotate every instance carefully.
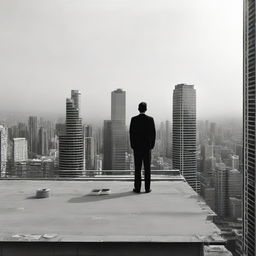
[0,0,242,124]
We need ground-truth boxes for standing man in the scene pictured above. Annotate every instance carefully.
[129,102,156,193]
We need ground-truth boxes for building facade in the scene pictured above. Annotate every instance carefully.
[111,89,126,170]
[103,120,112,171]
[28,116,38,156]
[13,138,28,162]
[59,90,84,175]
[0,125,8,177]
[243,1,256,255]
[172,84,197,191]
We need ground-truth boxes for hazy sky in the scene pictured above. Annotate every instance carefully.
[0,0,242,125]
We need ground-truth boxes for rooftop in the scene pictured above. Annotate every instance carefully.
[0,177,222,243]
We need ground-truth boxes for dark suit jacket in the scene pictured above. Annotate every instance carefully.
[129,114,156,151]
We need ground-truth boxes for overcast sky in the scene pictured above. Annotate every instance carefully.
[0,0,242,125]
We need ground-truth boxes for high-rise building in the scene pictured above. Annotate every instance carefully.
[172,84,197,191]
[103,120,112,171]
[13,138,28,162]
[38,127,48,156]
[243,2,256,255]
[165,120,172,158]
[0,125,8,177]
[111,89,126,170]
[83,125,95,170]
[28,116,38,155]
[214,163,228,218]
[59,90,84,176]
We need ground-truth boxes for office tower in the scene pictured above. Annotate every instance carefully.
[165,120,172,158]
[28,116,38,155]
[111,89,126,170]
[83,125,95,170]
[210,122,216,145]
[13,138,28,162]
[214,163,228,218]
[244,2,256,255]
[228,169,242,219]
[59,90,84,175]
[0,125,8,177]
[159,122,167,156]
[38,127,48,156]
[103,120,112,170]
[229,155,239,170]
[17,122,28,138]
[172,84,197,191]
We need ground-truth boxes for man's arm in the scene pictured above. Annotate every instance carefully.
[129,117,135,149]
[150,117,156,149]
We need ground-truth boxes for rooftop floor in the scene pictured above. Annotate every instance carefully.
[0,178,222,243]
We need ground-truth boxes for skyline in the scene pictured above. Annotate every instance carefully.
[0,0,242,124]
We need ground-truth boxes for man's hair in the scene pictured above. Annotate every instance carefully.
[138,102,147,113]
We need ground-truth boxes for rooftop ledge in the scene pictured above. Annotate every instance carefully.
[0,172,222,245]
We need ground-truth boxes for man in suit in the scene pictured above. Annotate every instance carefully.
[129,102,156,193]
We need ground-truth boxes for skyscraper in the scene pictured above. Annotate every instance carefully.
[103,120,112,171]
[59,90,84,176]
[111,89,126,170]
[172,84,197,191]
[243,1,256,255]
[13,138,28,162]
[38,127,48,156]
[28,116,38,155]
[83,125,95,170]
[0,125,8,177]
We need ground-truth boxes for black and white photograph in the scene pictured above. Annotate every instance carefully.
[0,0,248,255]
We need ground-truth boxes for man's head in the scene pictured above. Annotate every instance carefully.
[138,102,147,113]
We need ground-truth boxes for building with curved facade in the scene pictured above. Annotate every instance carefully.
[59,90,84,176]
[172,84,197,191]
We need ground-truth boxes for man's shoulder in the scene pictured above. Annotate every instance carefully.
[131,114,154,121]
[131,115,140,120]
[145,115,154,121]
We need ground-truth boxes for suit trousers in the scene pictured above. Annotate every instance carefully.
[133,149,151,192]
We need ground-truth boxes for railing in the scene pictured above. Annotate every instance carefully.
[1,169,182,180]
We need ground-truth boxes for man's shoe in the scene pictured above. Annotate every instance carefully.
[133,188,140,193]
[145,189,152,193]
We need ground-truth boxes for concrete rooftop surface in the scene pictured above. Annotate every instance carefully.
[0,179,223,243]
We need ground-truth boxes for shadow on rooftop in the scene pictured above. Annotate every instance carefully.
[68,191,140,203]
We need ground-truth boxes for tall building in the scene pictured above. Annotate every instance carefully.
[83,125,95,170]
[111,89,126,170]
[103,120,112,170]
[38,127,48,156]
[28,116,38,155]
[172,84,197,191]
[165,120,172,158]
[214,163,228,218]
[13,138,28,162]
[243,1,256,255]
[0,125,8,177]
[59,90,84,176]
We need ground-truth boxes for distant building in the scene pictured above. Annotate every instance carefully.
[13,138,28,162]
[111,89,126,170]
[165,120,172,158]
[172,84,197,191]
[0,125,8,177]
[229,155,239,170]
[228,169,242,219]
[38,127,48,156]
[214,163,228,218]
[59,90,84,176]
[28,116,38,155]
[103,120,112,171]
[83,125,95,170]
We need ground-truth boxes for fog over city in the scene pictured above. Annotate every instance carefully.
[0,0,242,124]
